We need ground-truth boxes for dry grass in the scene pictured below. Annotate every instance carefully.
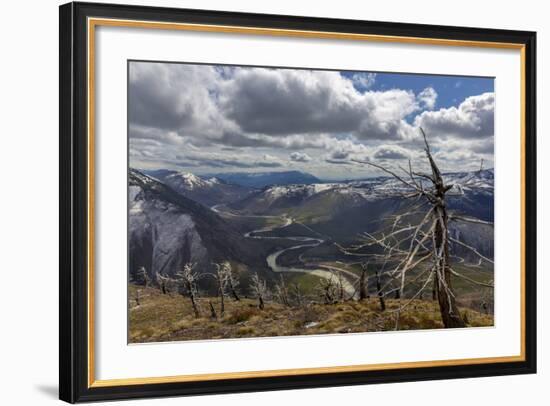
[128,285,494,343]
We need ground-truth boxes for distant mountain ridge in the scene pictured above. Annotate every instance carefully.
[206,170,321,188]
[131,167,494,274]
[226,168,494,261]
[141,168,253,206]
[230,168,494,216]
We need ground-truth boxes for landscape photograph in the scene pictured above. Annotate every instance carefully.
[128,61,495,343]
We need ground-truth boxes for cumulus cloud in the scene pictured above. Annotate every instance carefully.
[220,68,417,140]
[290,152,312,162]
[373,145,411,160]
[414,92,494,139]
[417,87,437,110]
[128,61,494,175]
[129,63,237,140]
[329,150,350,160]
[130,63,420,147]
[351,72,377,89]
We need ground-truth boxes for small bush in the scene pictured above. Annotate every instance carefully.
[462,311,470,325]
[235,326,256,337]
[225,307,258,324]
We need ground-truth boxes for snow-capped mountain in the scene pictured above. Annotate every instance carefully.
[230,169,494,218]
[233,169,494,213]
[207,170,321,188]
[142,169,253,207]
[166,171,220,190]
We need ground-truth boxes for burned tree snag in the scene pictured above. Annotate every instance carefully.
[250,273,267,310]
[359,262,370,301]
[275,275,290,307]
[317,273,338,304]
[155,272,170,295]
[213,263,228,317]
[176,263,201,318]
[337,128,487,328]
[227,269,241,301]
[208,300,217,319]
[422,129,465,328]
[136,266,150,287]
[374,270,386,311]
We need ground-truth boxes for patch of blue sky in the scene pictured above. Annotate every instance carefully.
[341,70,494,109]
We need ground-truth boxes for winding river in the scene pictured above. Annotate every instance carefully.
[211,204,356,295]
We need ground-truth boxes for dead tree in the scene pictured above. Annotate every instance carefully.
[208,300,218,319]
[155,272,171,294]
[223,261,241,301]
[340,128,494,328]
[175,263,201,318]
[358,262,370,301]
[317,273,338,304]
[212,263,229,316]
[274,275,290,306]
[134,289,141,306]
[250,273,268,310]
[374,269,386,311]
[336,272,346,302]
[289,283,307,308]
[135,266,150,287]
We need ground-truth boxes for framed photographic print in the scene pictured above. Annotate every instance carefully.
[59,1,537,403]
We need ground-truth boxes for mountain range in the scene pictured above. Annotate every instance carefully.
[130,167,494,287]
[204,170,321,188]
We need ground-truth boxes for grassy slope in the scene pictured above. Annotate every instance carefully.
[129,285,494,344]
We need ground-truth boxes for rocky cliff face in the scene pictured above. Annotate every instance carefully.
[128,169,264,283]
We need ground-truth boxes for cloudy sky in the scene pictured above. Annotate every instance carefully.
[129,61,494,180]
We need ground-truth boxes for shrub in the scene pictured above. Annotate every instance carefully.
[225,307,258,324]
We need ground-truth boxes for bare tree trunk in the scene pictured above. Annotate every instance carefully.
[434,204,465,328]
[187,281,200,318]
[359,265,369,301]
[422,129,465,329]
[208,300,217,319]
[340,129,479,328]
[337,272,345,302]
[375,270,386,311]
[290,283,305,308]
[250,273,267,310]
[219,286,225,317]
[275,275,290,306]
[229,279,240,301]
